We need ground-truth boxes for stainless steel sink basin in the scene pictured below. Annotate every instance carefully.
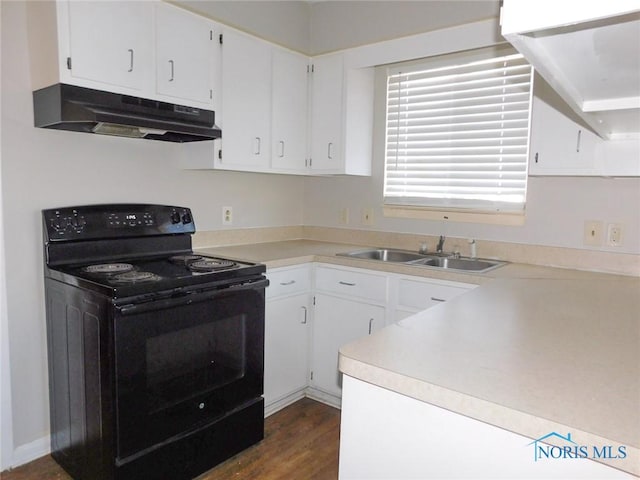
[408,256,504,272]
[337,248,505,273]
[337,248,428,263]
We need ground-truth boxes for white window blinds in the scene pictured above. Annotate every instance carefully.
[384,48,533,212]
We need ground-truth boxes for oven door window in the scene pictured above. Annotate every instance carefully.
[114,286,265,460]
[146,314,246,413]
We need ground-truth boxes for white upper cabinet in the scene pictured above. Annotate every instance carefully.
[501,0,640,141]
[310,54,345,173]
[155,2,218,107]
[64,1,154,93]
[218,28,272,170]
[310,53,374,175]
[30,1,219,110]
[528,96,600,176]
[528,78,640,177]
[271,49,309,172]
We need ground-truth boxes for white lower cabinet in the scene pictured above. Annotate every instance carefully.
[264,265,311,415]
[263,262,478,411]
[310,264,387,402]
[311,293,384,399]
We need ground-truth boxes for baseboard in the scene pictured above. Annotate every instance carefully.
[10,435,49,469]
[264,388,342,419]
[264,390,306,417]
[305,388,341,409]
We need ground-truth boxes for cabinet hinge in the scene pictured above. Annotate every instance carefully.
[210,89,213,100]
[66,57,72,70]
[219,34,223,45]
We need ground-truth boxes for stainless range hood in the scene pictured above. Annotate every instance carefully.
[33,84,221,142]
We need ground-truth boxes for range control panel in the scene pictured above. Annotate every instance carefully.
[43,204,195,242]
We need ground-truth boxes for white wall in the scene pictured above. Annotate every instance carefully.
[174,0,312,52]
[309,0,500,55]
[1,1,304,458]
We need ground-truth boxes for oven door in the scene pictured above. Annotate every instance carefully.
[113,277,267,461]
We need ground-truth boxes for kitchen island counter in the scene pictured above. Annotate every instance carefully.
[339,277,640,476]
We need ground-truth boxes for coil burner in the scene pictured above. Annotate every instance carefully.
[112,271,161,283]
[189,258,238,272]
[83,263,134,275]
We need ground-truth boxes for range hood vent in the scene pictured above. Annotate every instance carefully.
[33,84,221,142]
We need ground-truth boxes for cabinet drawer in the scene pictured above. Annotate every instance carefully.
[398,278,474,310]
[315,266,387,302]
[267,265,311,299]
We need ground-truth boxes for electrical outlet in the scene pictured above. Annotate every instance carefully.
[222,206,233,226]
[362,208,374,226]
[340,208,349,225]
[607,223,623,246]
[583,220,603,246]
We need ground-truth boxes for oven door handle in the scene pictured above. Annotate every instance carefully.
[117,277,269,316]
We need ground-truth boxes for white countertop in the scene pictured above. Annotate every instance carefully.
[198,239,640,475]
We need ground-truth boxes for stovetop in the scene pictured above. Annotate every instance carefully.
[48,253,266,299]
[42,204,267,299]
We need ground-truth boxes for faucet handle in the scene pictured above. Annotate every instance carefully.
[468,238,477,259]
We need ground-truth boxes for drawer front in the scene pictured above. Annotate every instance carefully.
[315,265,387,302]
[398,278,474,310]
[267,265,311,299]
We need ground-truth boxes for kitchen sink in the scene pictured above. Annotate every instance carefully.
[337,248,429,263]
[407,256,504,272]
[337,248,506,273]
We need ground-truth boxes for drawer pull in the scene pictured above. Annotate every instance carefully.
[431,297,446,302]
[301,306,308,324]
[368,318,374,334]
[279,280,296,286]
[339,281,356,286]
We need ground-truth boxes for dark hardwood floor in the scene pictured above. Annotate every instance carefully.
[1,398,340,480]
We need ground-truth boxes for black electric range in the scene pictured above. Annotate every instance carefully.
[42,204,267,480]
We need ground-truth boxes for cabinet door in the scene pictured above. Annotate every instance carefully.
[310,53,344,172]
[66,1,153,92]
[528,96,600,175]
[312,294,384,397]
[271,49,309,172]
[264,293,310,407]
[155,3,218,106]
[220,29,272,170]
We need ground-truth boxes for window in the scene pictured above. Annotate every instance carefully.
[384,46,533,215]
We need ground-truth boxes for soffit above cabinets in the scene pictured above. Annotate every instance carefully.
[501,1,640,141]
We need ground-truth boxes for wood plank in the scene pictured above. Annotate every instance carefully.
[0,399,340,480]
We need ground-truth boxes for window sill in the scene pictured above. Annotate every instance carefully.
[383,205,525,226]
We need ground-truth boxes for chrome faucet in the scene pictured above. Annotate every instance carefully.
[436,235,445,254]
